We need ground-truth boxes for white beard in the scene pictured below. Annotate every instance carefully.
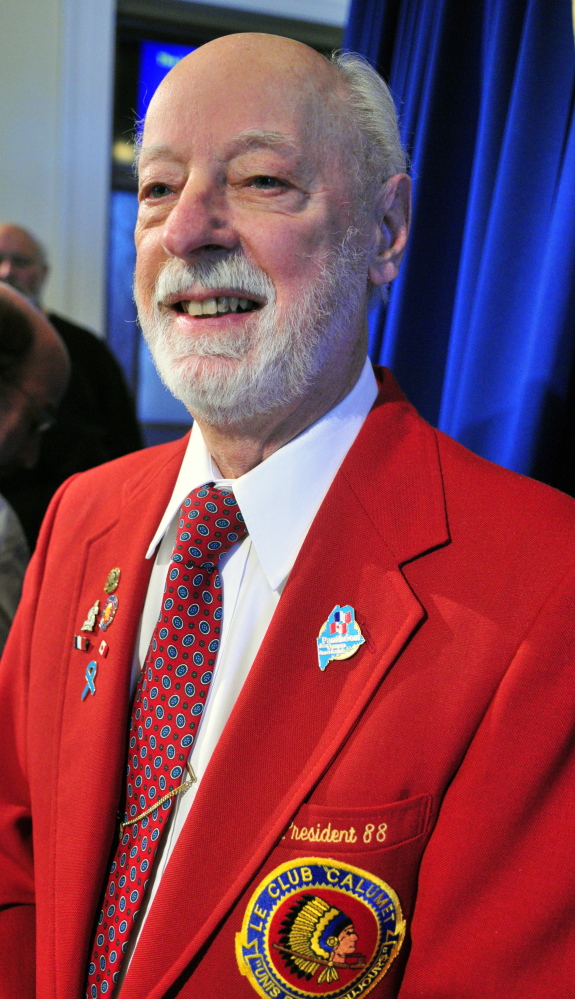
[135,239,367,427]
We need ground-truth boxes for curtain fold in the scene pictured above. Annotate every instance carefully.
[345,0,575,483]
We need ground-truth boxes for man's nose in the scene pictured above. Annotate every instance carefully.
[161,172,238,260]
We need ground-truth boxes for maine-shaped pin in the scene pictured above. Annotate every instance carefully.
[317,604,365,671]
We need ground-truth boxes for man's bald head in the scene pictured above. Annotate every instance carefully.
[0,224,48,306]
[144,34,348,176]
[153,33,339,112]
[144,33,406,206]
[0,284,69,469]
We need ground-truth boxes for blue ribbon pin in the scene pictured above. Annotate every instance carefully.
[81,660,98,700]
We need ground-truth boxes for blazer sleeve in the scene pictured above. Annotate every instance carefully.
[399,566,575,997]
[0,477,78,999]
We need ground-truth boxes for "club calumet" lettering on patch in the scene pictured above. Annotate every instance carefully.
[236,857,405,999]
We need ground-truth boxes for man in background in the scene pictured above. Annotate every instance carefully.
[0,223,142,546]
[0,283,69,649]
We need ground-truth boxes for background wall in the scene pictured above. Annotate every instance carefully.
[0,0,116,334]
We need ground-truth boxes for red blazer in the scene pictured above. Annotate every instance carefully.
[1,370,575,999]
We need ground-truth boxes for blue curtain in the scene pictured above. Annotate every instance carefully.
[344,0,575,482]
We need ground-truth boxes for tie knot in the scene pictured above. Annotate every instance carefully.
[173,483,247,571]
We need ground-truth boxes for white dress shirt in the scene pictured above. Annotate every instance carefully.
[121,358,378,974]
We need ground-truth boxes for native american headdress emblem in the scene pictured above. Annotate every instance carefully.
[236,858,405,999]
[276,893,365,985]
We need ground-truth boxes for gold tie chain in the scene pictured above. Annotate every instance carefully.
[119,761,197,835]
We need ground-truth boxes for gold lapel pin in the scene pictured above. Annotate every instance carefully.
[104,567,121,594]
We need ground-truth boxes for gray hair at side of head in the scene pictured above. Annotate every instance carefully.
[329,51,407,192]
[328,52,408,302]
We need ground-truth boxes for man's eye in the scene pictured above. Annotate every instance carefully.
[144,183,172,199]
[251,176,285,190]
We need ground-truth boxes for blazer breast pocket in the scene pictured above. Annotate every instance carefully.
[272,793,434,960]
[278,794,432,854]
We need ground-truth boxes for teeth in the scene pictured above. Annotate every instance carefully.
[181,295,257,316]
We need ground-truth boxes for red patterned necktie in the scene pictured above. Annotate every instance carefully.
[86,484,247,997]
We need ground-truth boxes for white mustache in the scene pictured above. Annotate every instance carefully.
[153,255,275,307]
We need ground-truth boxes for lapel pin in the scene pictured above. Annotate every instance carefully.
[104,567,121,594]
[81,600,100,632]
[317,604,365,672]
[81,660,98,700]
[99,594,118,631]
[73,635,90,651]
[99,639,109,658]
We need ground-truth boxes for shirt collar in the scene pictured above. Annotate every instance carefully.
[146,358,379,589]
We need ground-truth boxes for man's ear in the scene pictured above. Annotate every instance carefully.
[367,173,411,288]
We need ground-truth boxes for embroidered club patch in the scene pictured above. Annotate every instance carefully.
[317,606,365,672]
[236,857,405,999]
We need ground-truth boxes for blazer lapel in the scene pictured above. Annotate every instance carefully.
[50,442,187,999]
[124,373,450,999]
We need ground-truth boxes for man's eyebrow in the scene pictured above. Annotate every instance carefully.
[137,143,183,171]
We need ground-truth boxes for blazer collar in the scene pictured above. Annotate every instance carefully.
[341,367,449,566]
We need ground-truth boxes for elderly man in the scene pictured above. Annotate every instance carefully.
[0,223,142,546]
[0,33,574,999]
[0,284,69,650]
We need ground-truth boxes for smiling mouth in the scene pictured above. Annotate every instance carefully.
[174,295,262,317]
